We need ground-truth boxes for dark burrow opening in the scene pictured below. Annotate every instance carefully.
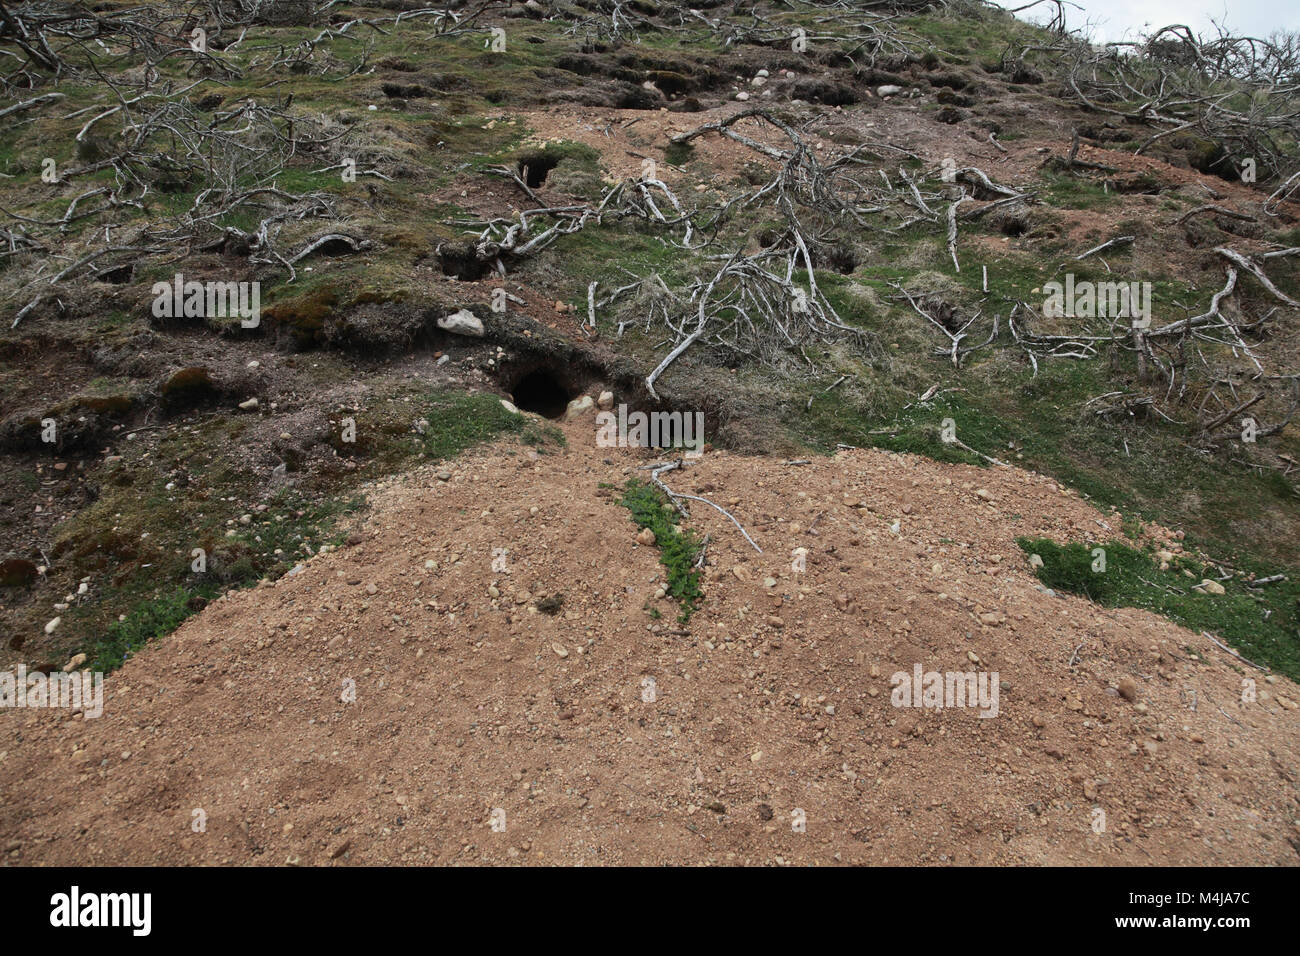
[438,244,492,280]
[517,153,560,188]
[512,367,572,419]
[999,216,1029,238]
[819,246,858,274]
[95,262,135,284]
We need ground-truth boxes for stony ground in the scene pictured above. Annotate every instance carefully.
[2,407,1297,866]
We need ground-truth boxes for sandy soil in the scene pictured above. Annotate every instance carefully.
[2,409,1297,866]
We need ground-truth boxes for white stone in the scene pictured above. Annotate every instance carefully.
[564,395,595,420]
[437,309,485,337]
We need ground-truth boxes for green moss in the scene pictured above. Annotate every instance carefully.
[263,286,340,347]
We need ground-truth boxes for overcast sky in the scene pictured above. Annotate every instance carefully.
[989,0,1300,44]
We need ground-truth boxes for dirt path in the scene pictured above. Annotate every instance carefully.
[2,409,1297,865]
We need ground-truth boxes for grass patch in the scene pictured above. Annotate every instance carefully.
[1037,169,1115,210]
[419,390,564,460]
[618,480,704,621]
[89,585,215,672]
[1019,537,1300,681]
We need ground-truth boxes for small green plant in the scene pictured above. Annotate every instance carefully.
[620,480,704,620]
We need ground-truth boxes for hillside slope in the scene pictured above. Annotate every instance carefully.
[3,412,1296,865]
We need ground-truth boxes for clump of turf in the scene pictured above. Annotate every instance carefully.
[619,480,704,620]
[1019,537,1300,681]
[90,586,214,672]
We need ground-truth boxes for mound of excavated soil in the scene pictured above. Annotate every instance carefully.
[2,413,1297,865]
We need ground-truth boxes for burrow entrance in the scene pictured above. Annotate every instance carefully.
[998,215,1029,237]
[511,367,573,419]
[437,243,493,281]
[517,152,560,189]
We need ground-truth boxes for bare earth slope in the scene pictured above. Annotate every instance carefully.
[2,413,1297,865]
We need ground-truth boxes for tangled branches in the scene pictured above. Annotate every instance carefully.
[642,247,863,399]
[1,78,378,326]
[1031,19,1300,188]
[1008,244,1300,442]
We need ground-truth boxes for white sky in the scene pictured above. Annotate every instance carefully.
[989,0,1300,44]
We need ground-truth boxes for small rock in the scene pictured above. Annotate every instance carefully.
[564,395,595,420]
[238,398,259,411]
[438,308,485,336]
[1117,676,1139,702]
[44,616,60,635]
[597,391,615,410]
[62,653,87,672]
[636,527,656,547]
[877,84,903,97]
